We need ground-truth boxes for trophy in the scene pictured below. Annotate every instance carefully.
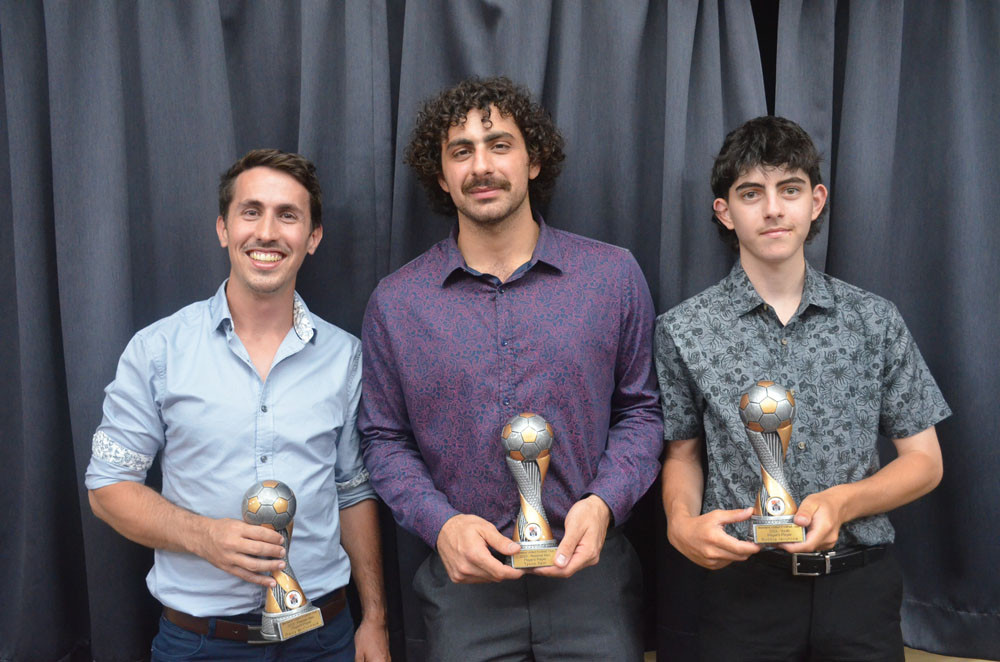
[242,480,324,641]
[738,381,806,544]
[500,412,559,568]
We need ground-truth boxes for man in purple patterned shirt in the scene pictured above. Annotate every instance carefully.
[359,77,663,660]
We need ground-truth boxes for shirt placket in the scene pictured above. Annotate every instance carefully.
[256,378,274,479]
[494,279,515,414]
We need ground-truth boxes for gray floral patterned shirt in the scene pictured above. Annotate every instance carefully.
[654,261,951,547]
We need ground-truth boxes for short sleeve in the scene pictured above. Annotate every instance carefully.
[654,315,705,441]
[878,305,952,439]
[84,334,165,489]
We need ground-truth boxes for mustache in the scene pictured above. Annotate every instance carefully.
[462,176,511,194]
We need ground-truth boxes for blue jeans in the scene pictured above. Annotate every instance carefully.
[151,603,354,661]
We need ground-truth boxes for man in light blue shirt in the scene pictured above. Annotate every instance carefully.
[85,149,389,661]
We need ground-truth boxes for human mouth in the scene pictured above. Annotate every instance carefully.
[761,228,791,237]
[247,249,284,264]
[464,178,510,198]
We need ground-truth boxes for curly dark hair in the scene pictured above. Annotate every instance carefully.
[710,116,827,251]
[404,76,565,216]
[219,148,322,229]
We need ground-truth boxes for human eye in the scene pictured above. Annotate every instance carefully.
[451,147,471,160]
[783,186,801,196]
[741,190,759,201]
[492,142,511,152]
[243,208,260,218]
[279,211,298,223]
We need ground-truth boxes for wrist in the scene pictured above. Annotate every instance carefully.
[360,609,388,628]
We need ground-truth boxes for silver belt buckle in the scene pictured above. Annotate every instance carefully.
[792,550,836,576]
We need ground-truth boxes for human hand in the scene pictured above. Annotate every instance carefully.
[533,495,611,578]
[436,514,524,583]
[667,507,761,569]
[354,615,390,661]
[780,488,847,554]
[193,517,286,587]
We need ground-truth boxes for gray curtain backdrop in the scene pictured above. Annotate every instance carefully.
[775,2,1000,658]
[1,1,996,660]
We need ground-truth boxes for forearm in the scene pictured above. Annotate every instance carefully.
[89,480,207,555]
[820,427,943,524]
[339,499,388,625]
[661,437,705,522]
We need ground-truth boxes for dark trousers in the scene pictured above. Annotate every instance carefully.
[413,529,644,661]
[698,549,904,662]
[150,602,354,661]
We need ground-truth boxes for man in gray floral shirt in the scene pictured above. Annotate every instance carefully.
[655,116,950,661]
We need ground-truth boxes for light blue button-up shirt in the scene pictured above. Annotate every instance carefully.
[85,282,374,616]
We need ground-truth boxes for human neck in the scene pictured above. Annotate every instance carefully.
[456,206,539,283]
[739,251,806,325]
[225,279,295,339]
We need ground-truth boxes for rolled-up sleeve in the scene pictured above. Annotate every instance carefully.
[85,334,164,490]
[334,343,377,509]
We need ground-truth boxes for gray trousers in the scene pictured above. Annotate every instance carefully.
[412,529,644,662]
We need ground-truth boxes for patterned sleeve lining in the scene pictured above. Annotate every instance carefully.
[336,468,370,492]
[91,430,155,471]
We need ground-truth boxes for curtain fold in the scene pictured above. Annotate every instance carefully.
[0,1,994,659]
[776,1,1000,657]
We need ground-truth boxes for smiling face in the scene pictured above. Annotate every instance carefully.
[713,165,827,269]
[216,166,322,300]
[437,106,540,228]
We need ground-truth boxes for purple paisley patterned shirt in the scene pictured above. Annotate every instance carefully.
[359,218,663,548]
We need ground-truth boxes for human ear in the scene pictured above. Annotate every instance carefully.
[713,198,734,230]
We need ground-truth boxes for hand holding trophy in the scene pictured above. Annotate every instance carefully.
[242,480,324,641]
[739,381,806,544]
[500,412,559,568]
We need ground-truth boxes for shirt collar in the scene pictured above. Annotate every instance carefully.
[210,280,316,342]
[439,214,567,286]
[723,259,835,316]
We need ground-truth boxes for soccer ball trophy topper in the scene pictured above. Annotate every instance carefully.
[500,412,559,568]
[739,381,806,544]
[242,480,324,641]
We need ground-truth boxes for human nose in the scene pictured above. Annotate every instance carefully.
[255,211,280,241]
[764,191,783,218]
[471,146,493,175]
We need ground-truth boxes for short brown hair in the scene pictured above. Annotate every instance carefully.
[218,149,322,229]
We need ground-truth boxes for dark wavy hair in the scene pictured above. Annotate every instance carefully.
[219,148,322,229]
[710,116,826,251]
[404,76,565,215]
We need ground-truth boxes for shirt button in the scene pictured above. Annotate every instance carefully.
[501,340,508,347]
[797,442,806,450]
[780,338,788,346]
[503,398,510,406]
[261,404,268,412]
[260,455,269,463]
[498,287,505,294]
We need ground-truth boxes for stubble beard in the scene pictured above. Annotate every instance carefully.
[456,181,529,229]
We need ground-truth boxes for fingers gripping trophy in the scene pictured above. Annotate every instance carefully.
[500,412,559,568]
[242,480,324,641]
[739,381,806,544]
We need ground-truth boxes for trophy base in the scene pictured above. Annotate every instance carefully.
[507,543,558,568]
[752,515,805,544]
[259,604,324,642]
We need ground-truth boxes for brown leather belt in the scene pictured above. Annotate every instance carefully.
[162,587,346,643]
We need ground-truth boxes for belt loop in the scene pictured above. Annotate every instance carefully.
[207,616,217,638]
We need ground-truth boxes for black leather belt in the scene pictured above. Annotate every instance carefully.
[162,587,345,643]
[754,546,887,576]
